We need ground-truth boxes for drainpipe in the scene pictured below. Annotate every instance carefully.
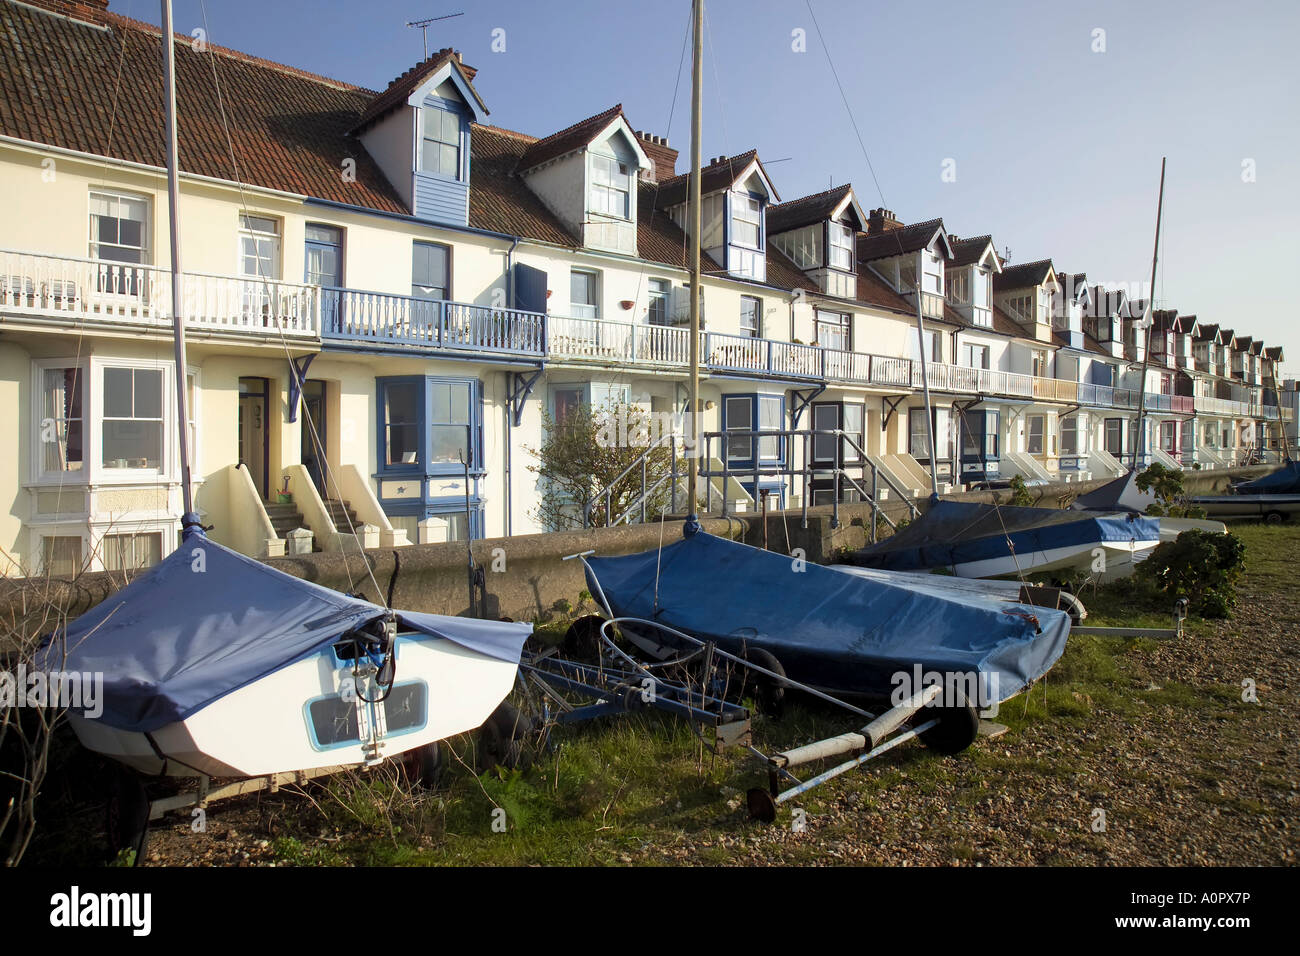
[503,237,520,538]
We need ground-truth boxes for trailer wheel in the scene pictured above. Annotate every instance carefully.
[747,787,778,824]
[400,740,446,789]
[562,615,607,662]
[1264,510,1285,525]
[104,764,149,863]
[918,701,980,755]
[476,701,533,773]
[741,647,787,717]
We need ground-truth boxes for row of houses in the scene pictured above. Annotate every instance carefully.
[0,0,1293,575]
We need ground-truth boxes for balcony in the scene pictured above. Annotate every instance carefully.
[1142,393,1196,415]
[322,288,544,358]
[1,249,318,338]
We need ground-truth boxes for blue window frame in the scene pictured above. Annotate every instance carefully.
[420,98,466,181]
[722,393,785,468]
[376,376,482,477]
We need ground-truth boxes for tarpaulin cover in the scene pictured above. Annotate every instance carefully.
[585,532,1069,702]
[1070,470,1156,514]
[1234,460,1300,495]
[36,534,530,733]
[851,500,1160,573]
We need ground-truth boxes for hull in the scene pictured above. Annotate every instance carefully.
[1189,495,1300,518]
[68,633,516,778]
[946,538,1160,580]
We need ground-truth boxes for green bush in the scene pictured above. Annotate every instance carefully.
[1137,462,1206,518]
[1008,474,1032,507]
[1134,528,1246,618]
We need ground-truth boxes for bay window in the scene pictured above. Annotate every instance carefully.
[1061,415,1079,456]
[1027,414,1046,456]
[102,532,163,573]
[909,407,953,462]
[815,310,851,351]
[724,394,784,464]
[732,194,762,249]
[41,367,84,476]
[828,222,853,271]
[102,366,163,472]
[377,376,482,475]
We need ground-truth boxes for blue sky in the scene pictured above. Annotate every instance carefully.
[119,0,1300,372]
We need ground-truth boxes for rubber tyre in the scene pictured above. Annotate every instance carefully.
[918,702,981,755]
[562,615,607,662]
[401,740,446,789]
[477,701,533,773]
[104,765,149,862]
[1264,511,1284,525]
[741,647,787,717]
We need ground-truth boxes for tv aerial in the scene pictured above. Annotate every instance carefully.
[407,12,464,59]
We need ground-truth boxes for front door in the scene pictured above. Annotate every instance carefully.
[238,377,269,499]
[301,379,328,496]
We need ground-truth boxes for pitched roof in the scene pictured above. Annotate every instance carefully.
[1265,345,1285,360]
[766,183,858,235]
[517,103,626,172]
[654,150,771,209]
[994,259,1053,290]
[350,49,485,135]
[0,0,407,213]
[855,218,948,263]
[947,235,997,269]
[467,124,580,246]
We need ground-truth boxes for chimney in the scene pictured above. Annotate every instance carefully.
[21,1,111,21]
[435,47,477,82]
[866,207,902,234]
[636,130,678,183]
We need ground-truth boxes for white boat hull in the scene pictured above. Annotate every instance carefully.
[948,538,1161,581]
[69,633,517,778]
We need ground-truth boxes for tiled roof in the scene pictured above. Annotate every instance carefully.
[766,183,856,235]
[516,103,625,172]
[467,124,580,246]
[947,235,995,268]
[1056,271,1088,302]
[855,266,914,315]
[1264,345,1284,360]
[654,150,767,209]
[0,0,407,213]
[994,259,1053,290]
[855,218,946,263]
[350,49,485,135]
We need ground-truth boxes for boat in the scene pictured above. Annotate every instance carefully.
[1072,469,1228,543]
[38,0,530,786]
[39,534,529,778]
[584,530,1070,705]
[1191,460,1300,522]
[848,498,1162,579]
[829,563,1088,623]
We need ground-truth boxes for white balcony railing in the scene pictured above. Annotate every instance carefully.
[0,249,318,337]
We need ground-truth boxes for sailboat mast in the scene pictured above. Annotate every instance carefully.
[914,283,940,499]
[160,0,196,526]
[1135,156,1166,468]
[685,0,703,529]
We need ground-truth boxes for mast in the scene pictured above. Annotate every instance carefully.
[914,269,940,499]
[685,0,703,533]
[161,0,198,532]
[1135,157,1166,470]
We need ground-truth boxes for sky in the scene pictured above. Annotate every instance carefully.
[117,0,1300,375]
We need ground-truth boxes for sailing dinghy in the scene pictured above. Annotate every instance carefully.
[39,529,529,778]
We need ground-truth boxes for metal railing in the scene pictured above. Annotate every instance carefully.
[322,287,544,355]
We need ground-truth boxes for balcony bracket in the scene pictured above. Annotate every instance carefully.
[789,385,827,428]
[881,395,908,431]
[287,354,317,424]
[509,367,545,427]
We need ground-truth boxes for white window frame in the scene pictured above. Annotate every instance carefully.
[88,189,150,266]
[32,360,89,484]
[647,278,671,326]
[237,213,282,281]
[590,153,632,221]
[570,269,600,319]
[828,221,853,271]
[731,193,763,250]
[740,295,762,338]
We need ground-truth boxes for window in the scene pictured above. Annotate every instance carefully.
[1105,418,1123,455]
[1061,415,1079,456]
[429,381,473,465]
[910,328,942,363]
[947,269,969,304]
[813,403,863,463]
[1005,293,1034,322]
[828,222,853,271]
[412,242,450,301]
[41,367,84,475]
[590,154,631,219]
[725,396,752,460]
[421,105,462,178]
[553,387,585,428]
[305,224,343,287]
[102,532,162,573]
[973,269,991,309]
[842,404,864,462]
[732,194,762,249]
[383,382,421,468]
[1160,421,1176,452]
[815,310,851,351]
[42,536,83,576]
[909,407,932,459]
[1031,351,1048,378]
[648,279,670,326]
[758,396,781,461]
[962,343,990,370]
[921,250,944,295]
[570,270,599,318]
[740,296,761,338]
[89,191,148,265]
[238,215,280,280]
[102,367,163,471]
[1027,415,1046,456]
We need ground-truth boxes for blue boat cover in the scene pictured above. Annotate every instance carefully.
[1234,460,1300,495]
[1070,470,1156,514]
[852,500,1160,573]
[36,534,530,733]
[585,532,1069,702]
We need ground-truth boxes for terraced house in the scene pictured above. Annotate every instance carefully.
[0,0,1290,575]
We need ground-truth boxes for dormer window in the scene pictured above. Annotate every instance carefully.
[828,222,853,271]
[972,268,992,328]
[421,105,463,179]
[921,250,944,296]
[590,155,631,220]
[732,194,763,249]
